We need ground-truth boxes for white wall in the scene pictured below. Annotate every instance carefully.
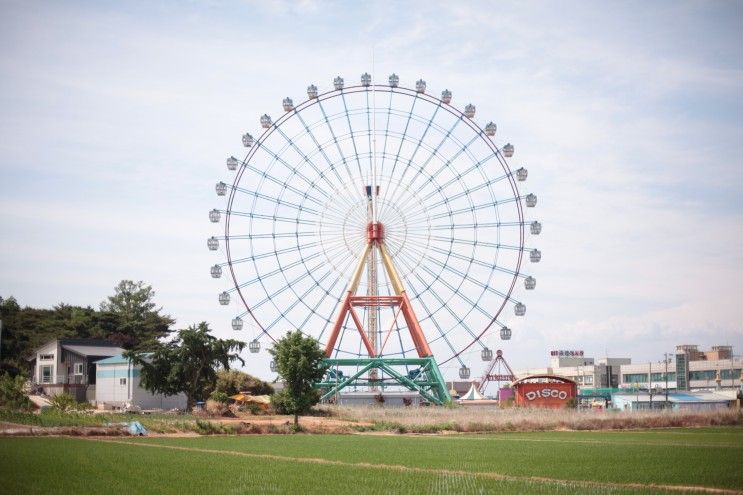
[96,362,186,410]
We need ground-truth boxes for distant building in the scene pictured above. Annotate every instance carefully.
[95,355,186,410]
[620,344,742,392]
[28,338,124,402]
[612,390,735,411]
[514,349,630,389]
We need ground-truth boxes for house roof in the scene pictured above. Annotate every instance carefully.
[58,338,121,347]
[28,338,124,361]
[95,354,131,365]
[96,353,153,366]
[61,344,125,358]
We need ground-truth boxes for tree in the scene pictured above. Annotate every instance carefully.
[125,322,245,410]
[100,280,174,349]
[269,330,328,427]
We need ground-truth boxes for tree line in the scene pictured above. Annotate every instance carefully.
[1,280,327,420]
[0,280,173,374]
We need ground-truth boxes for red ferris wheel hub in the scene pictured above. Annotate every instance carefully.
[366,222,385,241]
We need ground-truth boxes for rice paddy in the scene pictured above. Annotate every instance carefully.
[1,427,741,494]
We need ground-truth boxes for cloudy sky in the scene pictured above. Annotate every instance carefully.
[1,0,742,378]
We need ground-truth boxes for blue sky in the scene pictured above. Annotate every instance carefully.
[1,1,742,378]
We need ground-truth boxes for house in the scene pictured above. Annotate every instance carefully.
[95,355,186,410]
[29,338,124,402]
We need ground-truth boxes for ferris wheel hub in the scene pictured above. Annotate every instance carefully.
[366,222,385,241]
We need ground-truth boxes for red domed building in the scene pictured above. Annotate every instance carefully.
[512,375,577,408]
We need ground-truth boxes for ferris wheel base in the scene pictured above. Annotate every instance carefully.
[317,356,451,405]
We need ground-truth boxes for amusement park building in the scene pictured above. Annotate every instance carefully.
[515,345,742,394]
[513,351,629,389]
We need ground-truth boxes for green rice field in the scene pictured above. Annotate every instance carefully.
[1,427,741,494]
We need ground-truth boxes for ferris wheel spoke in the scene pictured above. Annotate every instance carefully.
[340,93,367,185]
[245,232,317,239]
[378,104,444,220]
[227,210,317,226]
[291,112,362,209]
[383,117,465,213]
[255,143,334,201]
[377,93,395,181]
[427,200,510,221]
[426,235,523,252]
[424,171,508,209]
[233,186,321,216]
[429,221,523,230]
[415,264,481,344]
[271,126,359,213]
[425,243,522,279]
[385,104,441,212]
[264,262,342,333]
[315,99,366,204]
[241,161,326,209]
[394,254,461,358]
[418,256,494,320]
[227,240,321,264]
[380,95,419,209]
[236,251,325,291]
[252,253,340,312]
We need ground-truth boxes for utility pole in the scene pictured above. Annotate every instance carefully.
[664,352,670,408]
[648,361,652,410]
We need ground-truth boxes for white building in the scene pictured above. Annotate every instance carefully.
[95,355,186,410]
[29,338,124,402]
[620,356,743,391]
[514,350,630,389]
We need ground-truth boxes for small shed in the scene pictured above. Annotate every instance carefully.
[95,355,186,410]
[513,374,577,408]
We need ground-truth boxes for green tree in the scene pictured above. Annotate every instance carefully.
[100,280,174,349]
[269,330,328,427]
[125,322,245,410]
[0,373,32,410]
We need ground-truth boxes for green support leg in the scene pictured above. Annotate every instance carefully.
[317,356,451,405]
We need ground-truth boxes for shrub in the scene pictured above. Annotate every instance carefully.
[209,391,230,404]
[0,373,32,410]
[211,369,274,397]
[49,393,82,413]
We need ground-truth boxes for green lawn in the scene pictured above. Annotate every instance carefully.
[1,428,740,494]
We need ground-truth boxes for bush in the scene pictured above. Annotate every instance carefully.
[0,373,32,410]
[48,393,92,413]
[209,391,230,404]
[211,369,274,397]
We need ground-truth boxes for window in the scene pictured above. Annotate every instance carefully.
[73,363,84,375]
[119,378,127,386]
[584,376,593,385]
[721,369,742,380]
[623,373,648,384]
[39,354,54,361]
[689,370,717,381]
[650,372,676,381]
[41,365,53,384]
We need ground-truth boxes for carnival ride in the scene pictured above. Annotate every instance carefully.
[209,73,540,404]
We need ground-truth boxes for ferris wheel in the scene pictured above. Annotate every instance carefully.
[209,73,540,403]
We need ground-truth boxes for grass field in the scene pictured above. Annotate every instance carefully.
[1,427,741,494]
